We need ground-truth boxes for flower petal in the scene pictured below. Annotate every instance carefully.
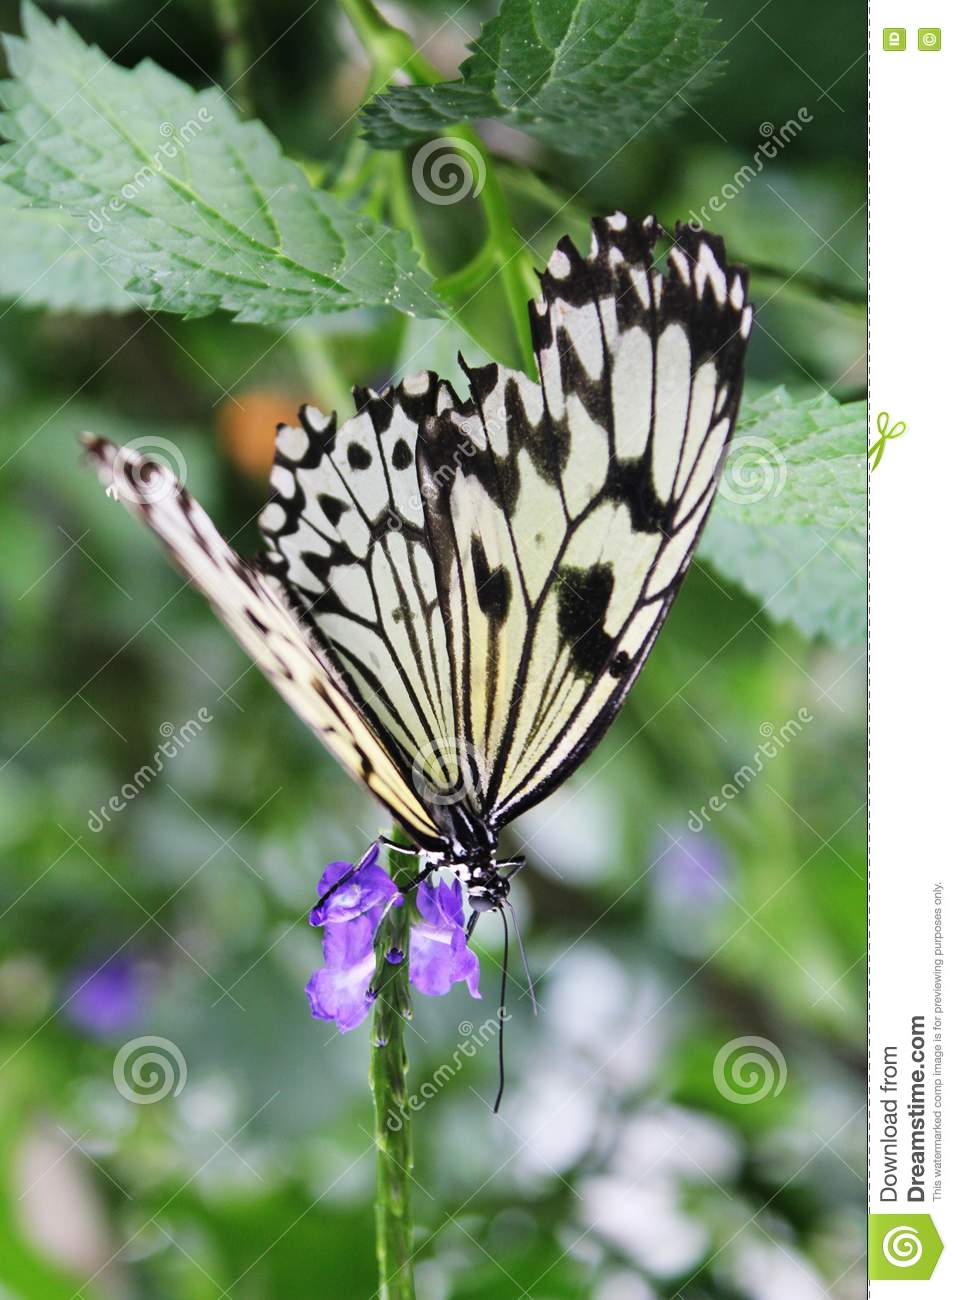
[305,948,376,1032]
[310,844,399,927]
[409,877,481,999]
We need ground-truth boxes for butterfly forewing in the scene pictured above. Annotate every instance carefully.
[418,215,751,827]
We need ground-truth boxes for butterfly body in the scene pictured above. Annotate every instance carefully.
[83,213,751,918]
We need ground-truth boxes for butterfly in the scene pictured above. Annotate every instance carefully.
[84,212,751,925]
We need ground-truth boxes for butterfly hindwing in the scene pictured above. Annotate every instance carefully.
[82,435,445,850]
[258,376,467,804]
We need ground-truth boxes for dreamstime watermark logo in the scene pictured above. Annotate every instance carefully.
[411,137,486,205]
[713,1035,787,1104]
[881,1225,923,1268]
[88,709,213,831]
[718,435,787,506]
[113,1036,187,1103]
[104,436,188,505]
[411,737,483,806]
[687,110,813,230]
[688,710,813,831]
[88,110,213,231]
[386,1015,507,1130]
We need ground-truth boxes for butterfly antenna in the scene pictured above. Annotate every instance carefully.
[493,907,509,1114]
[506,901,538,1016]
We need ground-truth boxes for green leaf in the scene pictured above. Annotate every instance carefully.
[361,0,722,153]
[0,179,134,311]
[700,388,866,645]
[0,3,438,322]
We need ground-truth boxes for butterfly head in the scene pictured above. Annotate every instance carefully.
[466,868,510,913]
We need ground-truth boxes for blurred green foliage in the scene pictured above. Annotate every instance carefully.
[0,1,864,1297]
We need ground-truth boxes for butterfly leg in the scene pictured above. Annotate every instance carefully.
[499,856,526,880]
[378,836,422,857]
[397,863,433,895]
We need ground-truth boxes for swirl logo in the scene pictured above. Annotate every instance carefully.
[882,1225,923,1268]
[713,1035,787,1104]
[759,121,775,138]
[107,438,187,506]
[411,737,482,806]
[411,138,486,206]
[113,1036,187,1104]
[718,435,787,506]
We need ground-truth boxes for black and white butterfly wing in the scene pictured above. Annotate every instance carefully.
[82,435,445,850]
[83,213,750,861]
[256,376,473,812]
[418,215,751,828]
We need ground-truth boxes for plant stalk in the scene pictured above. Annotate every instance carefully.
[337,0,538,375]
[369,832,417,1299]
[212,0,254,116]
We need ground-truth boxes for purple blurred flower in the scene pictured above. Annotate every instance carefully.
[306,850,480,1032]
[652,830,728,911]
[64,955,145,1038]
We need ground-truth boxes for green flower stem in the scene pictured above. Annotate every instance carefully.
[369,831,418,1300]
[337,0,539,376]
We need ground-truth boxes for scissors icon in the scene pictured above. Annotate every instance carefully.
[868,412,906,470]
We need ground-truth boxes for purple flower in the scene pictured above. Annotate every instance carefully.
[409,878,481,999]
[309,843,399,928]
[305,851,480,1032]
[63,956,146,1038]
[651,829,729,914]
[306,914,379,1032]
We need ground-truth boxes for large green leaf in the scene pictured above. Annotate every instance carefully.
[0,3,437,322]
[701,388,866,645]
[0,178,134,310]
[362,0,721,153]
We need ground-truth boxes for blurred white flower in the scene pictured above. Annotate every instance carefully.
[596,1271,656,1300]
[546,946,671,1088]
[731,1234,827,1300]
[579,1174,708,1277]
[514,779,622,882]
[612,1104,742,1185]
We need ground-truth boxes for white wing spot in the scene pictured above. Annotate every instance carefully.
[730,276,744,310]
[740,305,753,338]
[277,424,309,461]
[403,371,430,396]
[548,248,572,279]
[629,267,650,308]
[272,466,296,498]
[607,211,628,231]
[693,243,727,304]
[260,502,287,532]
[669,248,691,286]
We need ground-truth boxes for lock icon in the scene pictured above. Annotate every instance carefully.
[918,28,942,50]
[883,27,906,50]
